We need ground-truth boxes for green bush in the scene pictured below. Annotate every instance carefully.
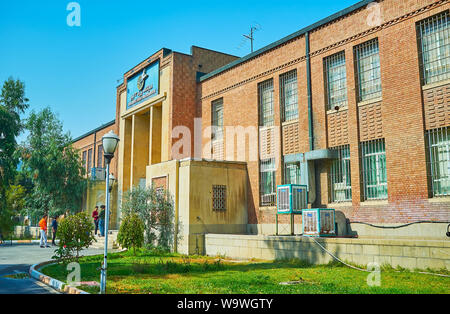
[117,213,145,255]
[54,212,95,262]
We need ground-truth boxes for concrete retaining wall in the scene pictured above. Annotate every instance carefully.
[205,234,450,270]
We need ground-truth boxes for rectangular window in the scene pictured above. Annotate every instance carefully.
[97,145,104,168]
[87,148,93,174]
[417,11,450,85]
[212,185,227,211]
[211,98,224,141]
[283,160,301,185]
[258,79,274,127]
[280,70,298,122]
[355,38,382,102]
[324,51,348,110]
[427,127,450,197]
[82,151,87,172]
[330,145,352,202]
[361,139,387,200]
[260,158,276,206]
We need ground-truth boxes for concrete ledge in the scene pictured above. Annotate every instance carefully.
[29,261,89,295]
[205,234,450,270]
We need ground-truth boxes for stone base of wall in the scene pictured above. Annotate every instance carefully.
[205,234,450,270]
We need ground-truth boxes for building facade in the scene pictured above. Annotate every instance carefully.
[75,0,449,256]
[199,0,450,237]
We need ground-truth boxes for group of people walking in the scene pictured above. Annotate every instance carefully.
[37,205,107,248]
[92,205,107,237]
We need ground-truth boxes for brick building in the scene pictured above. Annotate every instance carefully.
[199,0,450,236]
[74,0,449,261]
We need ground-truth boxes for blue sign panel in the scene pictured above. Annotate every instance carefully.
[126,60,160,109]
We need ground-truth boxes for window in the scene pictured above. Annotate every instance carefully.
[427,127,450,197]
[361,139,387,200]
[260,158,276,206]
[355,38,382,102]
[97,145,104,168]
[324,51,348,110]
[280,70,298,122]
[87,148,93,174]
[258,79,274,127]
[82,151,87,172]
[283,159,301,185]
[417,11,449,85]
[211,98,224,141]
[330,145,352,202]
[212,185,227,211]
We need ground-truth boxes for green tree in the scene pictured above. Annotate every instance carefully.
[0,78,29,238]
[54,212,95,262]
[117,213,145,255]
[121,186,177,251]
[17,107,86,218]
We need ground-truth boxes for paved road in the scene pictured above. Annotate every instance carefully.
[0,244,107,294]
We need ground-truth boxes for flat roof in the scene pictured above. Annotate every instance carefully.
[199,0,374,82]
[72,119,116,143]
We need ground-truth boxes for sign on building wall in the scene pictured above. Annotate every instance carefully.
[126,60,160,109]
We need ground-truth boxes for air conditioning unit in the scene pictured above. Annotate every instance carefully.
[302,208,336,237]
[277,184,308,215]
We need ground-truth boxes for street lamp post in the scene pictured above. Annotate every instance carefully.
[100,131,119,295]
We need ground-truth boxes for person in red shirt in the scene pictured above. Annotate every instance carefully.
[92,206,99,236]
[39,214,49,248]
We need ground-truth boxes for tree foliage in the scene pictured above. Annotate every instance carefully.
[117,212,145,255]
[0,78,29,237]
[121,186,177,251]
[54,212,95,262]
[17,107,86,218]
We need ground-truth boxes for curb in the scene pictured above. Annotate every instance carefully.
[29,261,90,295]
[0,240,41,246]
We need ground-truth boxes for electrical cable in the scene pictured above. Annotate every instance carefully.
[349,220,450,229]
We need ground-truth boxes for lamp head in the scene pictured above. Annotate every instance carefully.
[102,131,120,162]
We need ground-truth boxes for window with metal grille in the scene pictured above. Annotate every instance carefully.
[330,145,352,202]
[87,148,93,174]
[361,139,387,200]
[280,70,298,122]
[82,151,87,173]
[324,51,348,110]
[258,79,274,127]
[212,185,227,211]
[283,160,301,185]
[355,38,382,102]
[97,145,104,168]
[426,127,450,197]
[417,11,449,85]
[260,158,276,206]
[211,98,224,141]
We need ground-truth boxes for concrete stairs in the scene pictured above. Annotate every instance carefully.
[90,230,120,250]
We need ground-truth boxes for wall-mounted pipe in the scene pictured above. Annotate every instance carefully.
[306,31,314,152]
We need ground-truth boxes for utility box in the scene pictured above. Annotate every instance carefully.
[302,208,336,237]
[277,184,308,215]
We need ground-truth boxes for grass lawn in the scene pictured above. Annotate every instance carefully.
[40,249,450,294]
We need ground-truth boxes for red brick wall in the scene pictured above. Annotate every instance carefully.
[200,0,450,225]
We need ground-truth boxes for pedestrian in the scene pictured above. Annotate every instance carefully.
[98,205,105,237]
[51,215,58,246]
[92,206,99,236]
[39,214,50,248]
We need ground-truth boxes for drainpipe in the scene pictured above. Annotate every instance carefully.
[306,31,314,152]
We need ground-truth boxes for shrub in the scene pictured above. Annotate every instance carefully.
[117,213,145,255]
[121,186,178,251]
[54,212,95,262]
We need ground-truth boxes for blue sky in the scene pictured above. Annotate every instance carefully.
[0,0,359,142]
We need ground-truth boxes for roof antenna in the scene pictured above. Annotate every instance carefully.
[242,24,261,53]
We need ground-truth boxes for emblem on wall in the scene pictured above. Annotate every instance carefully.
[137,68,148,91]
